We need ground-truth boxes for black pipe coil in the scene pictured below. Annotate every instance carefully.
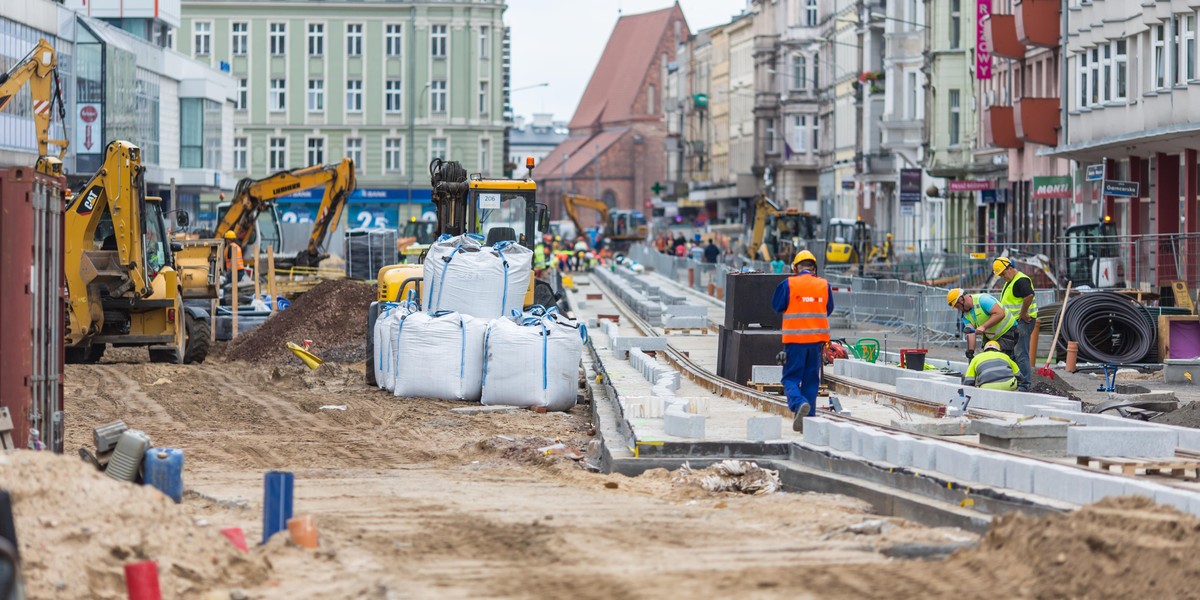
[1055,292,1155,364]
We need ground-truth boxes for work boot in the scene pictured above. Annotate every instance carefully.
[793,403,810,432]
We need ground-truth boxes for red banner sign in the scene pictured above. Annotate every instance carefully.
[977,0,993,80]
[948,180,992,192]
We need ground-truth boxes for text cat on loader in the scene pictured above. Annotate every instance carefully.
[65,141,210,364]
[363,157,556,385]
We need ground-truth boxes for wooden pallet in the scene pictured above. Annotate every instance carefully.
[1076,455,1200,479]
[749,383,784,395]
[663,327,709,335]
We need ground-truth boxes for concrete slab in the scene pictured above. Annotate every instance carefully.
[975,453,1009,488]
[747,415,783,441]
[890,417,971,436]
[751,365,783,384]
[896,377,1083,413]
[884,435,913,467]
[971,417,1069,439]
[802,417,831,446]
[935,444,980,483]
[859,430,890,462]
[663,409,705,439]
[1032,464,1093,505]
[827,421,854,451]
[1163,359,1200,384]
[910,439,940,470]
[1066,426,1177,458]
[1088,473,1129,502]
[662,315,708,329]
[662,304,709,318]
[1154,488,1194,513]
[1004,458,1039,493]
[834,359,959,387]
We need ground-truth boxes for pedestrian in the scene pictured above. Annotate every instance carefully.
[773,250,834,432]
[703,238,720,263]
[689,241,704,263]
[947,288,1019,362]
[770,255,786,274]
[964,341,1020,390]
[993,257,1037,391]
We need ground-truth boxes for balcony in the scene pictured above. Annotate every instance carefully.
[984,105,1021,149]
[1013,97,1059,146]
[1015,0,1060,48]
[860,152,896,176]
[984,14,1025,60]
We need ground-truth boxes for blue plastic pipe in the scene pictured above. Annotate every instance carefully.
[262,471,294,544]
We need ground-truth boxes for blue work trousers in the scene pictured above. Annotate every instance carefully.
[782,342,823,415]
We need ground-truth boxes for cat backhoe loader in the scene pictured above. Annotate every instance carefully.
[65,140,210,363]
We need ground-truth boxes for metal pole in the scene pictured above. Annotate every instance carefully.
[407,6,416,206]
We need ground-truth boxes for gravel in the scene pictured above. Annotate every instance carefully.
[226,279,375,365]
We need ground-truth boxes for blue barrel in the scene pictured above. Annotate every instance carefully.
[143,448,184,504]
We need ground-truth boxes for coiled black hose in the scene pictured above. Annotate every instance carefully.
[1055,292,1155,364]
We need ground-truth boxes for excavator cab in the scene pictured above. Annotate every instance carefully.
[825,218,859,264]
[469,181,545,249]
[399,217,438,259]
[1065,217,1122,288]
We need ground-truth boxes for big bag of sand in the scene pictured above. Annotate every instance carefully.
[391,310,486,402]
[423,234,532,319]
[481,308,586,411]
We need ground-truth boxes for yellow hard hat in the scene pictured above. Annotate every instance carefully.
[947,288,965,307]
[793,249,817,265]
[992,257,1011,276]
[984,340,1000,351]
[224,230,236,240]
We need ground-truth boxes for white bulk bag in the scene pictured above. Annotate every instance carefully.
[373,301,415,391]
[392,310,486,401]
[424,235,533,319]
[481,311,586,411]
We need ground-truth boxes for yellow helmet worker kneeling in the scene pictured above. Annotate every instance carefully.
[964,340,1019,390]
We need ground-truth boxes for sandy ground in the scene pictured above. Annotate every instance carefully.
[54,350,978,599]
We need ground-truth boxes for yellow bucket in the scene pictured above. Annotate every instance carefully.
[286,342,324,370]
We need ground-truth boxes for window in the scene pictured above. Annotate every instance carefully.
[269,137,287,170]
[479,26,490,59]
[270,23,286,56]
[1185,16,1196,81]
[906,0,920,31]
[180,99,204,167]
[765,118,777,154]
[1114,40,1128,100]
[386,24,403,56]
[1078,51,1089,108]
[1171,16,1182,85]
[431,137,447,161]
[431,24,447,58]
[478,81,489,114]
[804,0,817,27]
[269,79,286,112]
[479,138,491,174]
[231,22,248,56]
[1155,24,1167,89]
[233,137,247,171]
[386,80,403,113]
[813,52,820,89]
[307,137,325,165]
[647,84,656,114]
[1090,47,1100,104]
[792,54,807,90]
[948,89,961,146]
[308,23,324,56]
[194,22,211,56]
[949,0,961,49]
[236,78,248,111]
[431,80,447,113]
[385,138,403,172]
[1101,44,1112,103]
[346,79,363,113]
[906,71,918,118]
[811,114,819,151]
[346,24,363,56]
[307,79,324,112]
[345,137,362,168]
[792,115,806,152]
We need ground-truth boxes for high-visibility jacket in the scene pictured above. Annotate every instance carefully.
[1000,271,1038,319]
[963,293,1015,339]
[781,273,830,345]
[964,350,1019,387]
[534,243,548,269]
[225,242,244,273]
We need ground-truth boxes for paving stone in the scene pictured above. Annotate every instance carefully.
[910,439,940,470]
[1088,473,1129,502]
[1032,464,1093,505]
[859,430,890,462]
[935,445,980,482]
[803,417,831,446]
[971,417,1068,439]
[884,435,913,466]
[1066,426,1177,458]
[1154,488,1194,513]
[747,415,783,441]
[975,453,1008,488]
[827,421,854,452]
[663,408,705,439]
[663,304,709,318]
[1004,458,1039,493]
[751,365,783,384]
[896,377,1081,413]
[662,315,708,329]
[612,336,668,359]
[890,417,971,436]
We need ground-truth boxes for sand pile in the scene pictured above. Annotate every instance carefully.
[1152,401,1200,429]
[227,279,375,364]
[0,452,269,599]
[948,495,1200,598]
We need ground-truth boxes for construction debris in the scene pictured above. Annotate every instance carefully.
[227,280,375,364]
[673,460,781,495]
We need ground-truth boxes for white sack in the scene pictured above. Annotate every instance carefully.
[372,301,414,391]
[392,310,486,401]
[481,312,586,411]
[424,235,533,319]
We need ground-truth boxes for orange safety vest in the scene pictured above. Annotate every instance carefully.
[225,242,244,273]
[781,273,830,345]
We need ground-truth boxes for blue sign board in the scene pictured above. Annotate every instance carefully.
[1101,179,1139,198]
[277,187,433,204]
[1085,164,1105,182]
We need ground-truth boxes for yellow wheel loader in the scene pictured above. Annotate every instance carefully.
[64,141,210,364]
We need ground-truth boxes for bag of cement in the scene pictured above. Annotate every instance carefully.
[392,310,486,401]
[423,234,533,319]
[481,308,587,411]
[373,301,416,391]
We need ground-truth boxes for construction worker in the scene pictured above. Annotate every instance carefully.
[947,288,1018,361]
[993,257,1037,391]
[772,249,834,432]
[964,340,1020,390]
[533,239,549,273]
[223,230,243,286]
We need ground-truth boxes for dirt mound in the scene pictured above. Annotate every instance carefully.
[227,280,375,365]
[947,496,1200,598]
[1032,373,1082,403]
[1,452,270,599]
[1152,401,1200,429]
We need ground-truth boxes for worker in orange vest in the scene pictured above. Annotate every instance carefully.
[772,249,834,432]
[223,230,244,285]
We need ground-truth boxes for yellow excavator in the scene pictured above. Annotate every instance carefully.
[825,217,892,266]
[364,157,555,385]
[562,193,647,250]
[0,38,69,175]
[175,158,356,299]
[747,194,820,261]
[65,140,210,364]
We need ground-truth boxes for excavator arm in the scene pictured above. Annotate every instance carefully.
[748,193,782,259]
[563,194,609,241]
[296,158,355,267]
[0,38,68,160]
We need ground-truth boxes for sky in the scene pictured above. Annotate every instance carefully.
[506,0,749,124]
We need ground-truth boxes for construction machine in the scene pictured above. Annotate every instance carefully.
[65,141,210,364]
[747,194,820,261]
[1064,216,1123,288]
[562,193,648,250]
[364,157,555,385]
[825,217,890,267]
[174,158,356,299]
[397,216,438,261]
[0,38,69,175]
